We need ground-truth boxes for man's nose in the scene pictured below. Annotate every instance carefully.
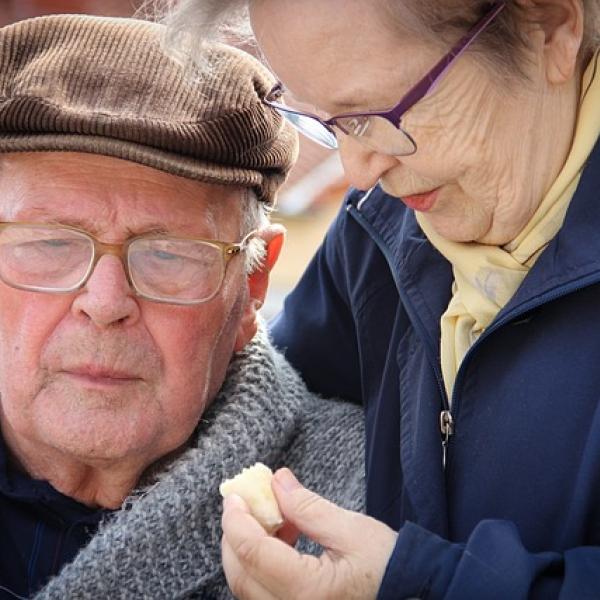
[337,135,401,191]
[71,255,140,328]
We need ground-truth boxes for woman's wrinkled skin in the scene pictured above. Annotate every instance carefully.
[251,0,583,244]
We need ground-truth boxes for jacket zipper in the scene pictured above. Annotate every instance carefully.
[349,191,600,471]
[348,199,452,466]
[440,410,454,469]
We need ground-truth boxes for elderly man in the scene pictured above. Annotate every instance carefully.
[0,15,365,600]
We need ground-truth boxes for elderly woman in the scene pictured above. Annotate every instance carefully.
[167,0,600,598]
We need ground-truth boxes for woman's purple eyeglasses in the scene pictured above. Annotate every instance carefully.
[263,1,506,156]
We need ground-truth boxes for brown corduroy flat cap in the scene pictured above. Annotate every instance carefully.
[0,15,298,205]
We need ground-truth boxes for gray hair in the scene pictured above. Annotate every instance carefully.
[378,1,600,81]
[155,0,252,72]
[240,188,269,274]
[160,0,600,79]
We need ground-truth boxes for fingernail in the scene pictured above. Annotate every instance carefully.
[223,493,246,511]
[274,468,300,492]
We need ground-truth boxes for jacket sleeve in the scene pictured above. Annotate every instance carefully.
[270,199,363,403]
[377,520,600,600]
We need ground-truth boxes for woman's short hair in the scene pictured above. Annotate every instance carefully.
[378,1,600,80]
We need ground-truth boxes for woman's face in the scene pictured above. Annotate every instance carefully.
[250,0,575,244]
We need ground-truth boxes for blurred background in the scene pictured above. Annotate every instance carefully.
[0,0,348,317]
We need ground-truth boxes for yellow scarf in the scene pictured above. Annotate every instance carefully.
[416,51,600,402]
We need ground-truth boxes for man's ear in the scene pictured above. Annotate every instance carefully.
[233,224,285,352]
[533,0,584,84]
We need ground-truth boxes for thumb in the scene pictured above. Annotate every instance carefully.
[271,468,356,551]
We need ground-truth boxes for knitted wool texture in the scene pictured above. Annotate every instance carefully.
[34,327,365,599]
[0,15,298,205]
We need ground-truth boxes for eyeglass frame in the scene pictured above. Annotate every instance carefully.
[0,222,256,305]
[263,0,506,154]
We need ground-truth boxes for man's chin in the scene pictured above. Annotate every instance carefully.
[32,390,159,461]
[38,421,157,467]
[44,375,145,408]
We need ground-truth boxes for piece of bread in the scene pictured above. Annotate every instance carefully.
[220,462,284,534]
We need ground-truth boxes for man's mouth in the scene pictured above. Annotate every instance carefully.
[62,366,141,386]
[401,187,441,212]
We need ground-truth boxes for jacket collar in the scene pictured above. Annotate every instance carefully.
[352,134,600,340]
[501,137,600,317]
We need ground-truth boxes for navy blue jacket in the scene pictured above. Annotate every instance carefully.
[271,138,600,598]
[0,434,104,599]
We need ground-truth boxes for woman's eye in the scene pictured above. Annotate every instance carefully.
[349,117,370,136]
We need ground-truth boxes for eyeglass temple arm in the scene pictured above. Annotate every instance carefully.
[387,1,506,122]
[225,229,258,256]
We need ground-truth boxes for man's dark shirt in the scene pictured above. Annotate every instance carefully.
[0,434,106,599]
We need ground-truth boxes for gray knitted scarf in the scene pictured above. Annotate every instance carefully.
[34,328,365,599]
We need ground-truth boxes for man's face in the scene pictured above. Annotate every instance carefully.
[0,152,255,472]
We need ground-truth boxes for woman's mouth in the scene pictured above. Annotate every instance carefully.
[401,187,441,212]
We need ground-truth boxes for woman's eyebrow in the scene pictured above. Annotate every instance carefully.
[324,89,386,113]
[284,88,366,114]
[328,100,364,112]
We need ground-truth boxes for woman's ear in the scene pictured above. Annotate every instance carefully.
[533,0,584,84]
[233,224,286,352]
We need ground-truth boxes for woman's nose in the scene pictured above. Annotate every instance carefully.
[337,134,401,190]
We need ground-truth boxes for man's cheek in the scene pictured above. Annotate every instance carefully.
[0,291,67,342]
[0,310,61,402]
[148,306,220,361]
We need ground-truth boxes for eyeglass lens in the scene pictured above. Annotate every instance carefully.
[334,116,417,156]
[277,108,338,149]
[0,225,92,290]
[0,225,227,303]
[275,103,416,155]
[128,238,224,302]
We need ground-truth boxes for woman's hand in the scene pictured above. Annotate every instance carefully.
[221,468,397,600]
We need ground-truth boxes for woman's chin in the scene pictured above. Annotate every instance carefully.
[420,211,493,244]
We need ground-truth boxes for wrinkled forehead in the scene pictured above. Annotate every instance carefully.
[0,152,244,240]
[249,0,430,112]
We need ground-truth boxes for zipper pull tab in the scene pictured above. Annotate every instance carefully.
[440,410,454,469]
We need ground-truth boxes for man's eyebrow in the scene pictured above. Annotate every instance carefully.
[17,210,170,236]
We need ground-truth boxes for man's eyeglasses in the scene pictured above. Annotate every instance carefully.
[263,1,506,156]
[0,222,255,305]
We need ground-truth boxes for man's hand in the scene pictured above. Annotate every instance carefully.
[221,468,397,600]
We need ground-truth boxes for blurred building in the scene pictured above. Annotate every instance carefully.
[0,0,347,316]
[0,0,140,22]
